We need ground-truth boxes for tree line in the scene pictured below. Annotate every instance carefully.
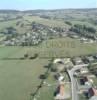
[69,24,97,39]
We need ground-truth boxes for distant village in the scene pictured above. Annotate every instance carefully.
[0,22,97,46]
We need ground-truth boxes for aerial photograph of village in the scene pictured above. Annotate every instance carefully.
[0,0,97,100]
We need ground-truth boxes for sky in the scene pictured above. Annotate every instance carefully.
[0,0,96,10]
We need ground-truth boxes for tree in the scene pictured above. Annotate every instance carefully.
[39,74,48,79]
[24,53,29,58]
[88,64,97,76]
[65,21,72,25]
[87,27,96,33]
[51,65,57,72]
[29,53,38,59]
[6,27,16,34]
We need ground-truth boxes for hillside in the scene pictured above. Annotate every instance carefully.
[0,9,96,46]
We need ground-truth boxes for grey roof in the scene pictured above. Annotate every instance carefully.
[89,96,97,100]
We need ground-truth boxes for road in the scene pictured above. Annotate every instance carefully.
[68,64,89,100]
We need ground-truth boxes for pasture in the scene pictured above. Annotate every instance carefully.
[0,46,56,100]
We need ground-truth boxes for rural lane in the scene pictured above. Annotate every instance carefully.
[68,64,89,100]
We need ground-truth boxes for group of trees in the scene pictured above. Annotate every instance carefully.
[16,21,24,27]
[39,15,51,19]
[24,53,38,59]
[70,24,96,33]
[6,27,17,34]
[88,64,97,76]
[70,24,96,39]
[3,27,18,41]
[53,27,64,33]
[65,21,72,25]
[40,61,53,80]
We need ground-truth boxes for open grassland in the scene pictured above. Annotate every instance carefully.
[23,16,68,28]
[0,46,57,100]
[38,37,97,58]
[0,46,71,100]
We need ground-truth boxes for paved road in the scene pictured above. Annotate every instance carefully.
[68,64,89,100]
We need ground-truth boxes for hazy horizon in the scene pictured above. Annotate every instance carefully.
[0,0,96,10]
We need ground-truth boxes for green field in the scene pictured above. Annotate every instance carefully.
[0,46,57,100]
[38,37,97,58]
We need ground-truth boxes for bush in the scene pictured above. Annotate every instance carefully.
[51,66,57,72]
[39,74,47,79]
[29,53,38,59]
[65,21,72,25]
[24,54,29,58]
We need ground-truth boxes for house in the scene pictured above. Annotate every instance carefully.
[63,58,73,69]
[79,76,92,92]
[85,56,95,63]
[53,59,64,64]
[80,67,89,74]
[89,87,97,100]
[80,38,95,44]
[80,38,88,43]
[80,76,93,85]
[68,32,79,39]
[72,57,83,65]
[57,64,65,72]
[80,76,87,85]
[53,59,65,72]
[88,88,97,98]
[55,82,65,100]
[89,95,97,100]
[54,73,64,82]
[58,75,64,82]
[94,54,97,59]
[4,40,15,46]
